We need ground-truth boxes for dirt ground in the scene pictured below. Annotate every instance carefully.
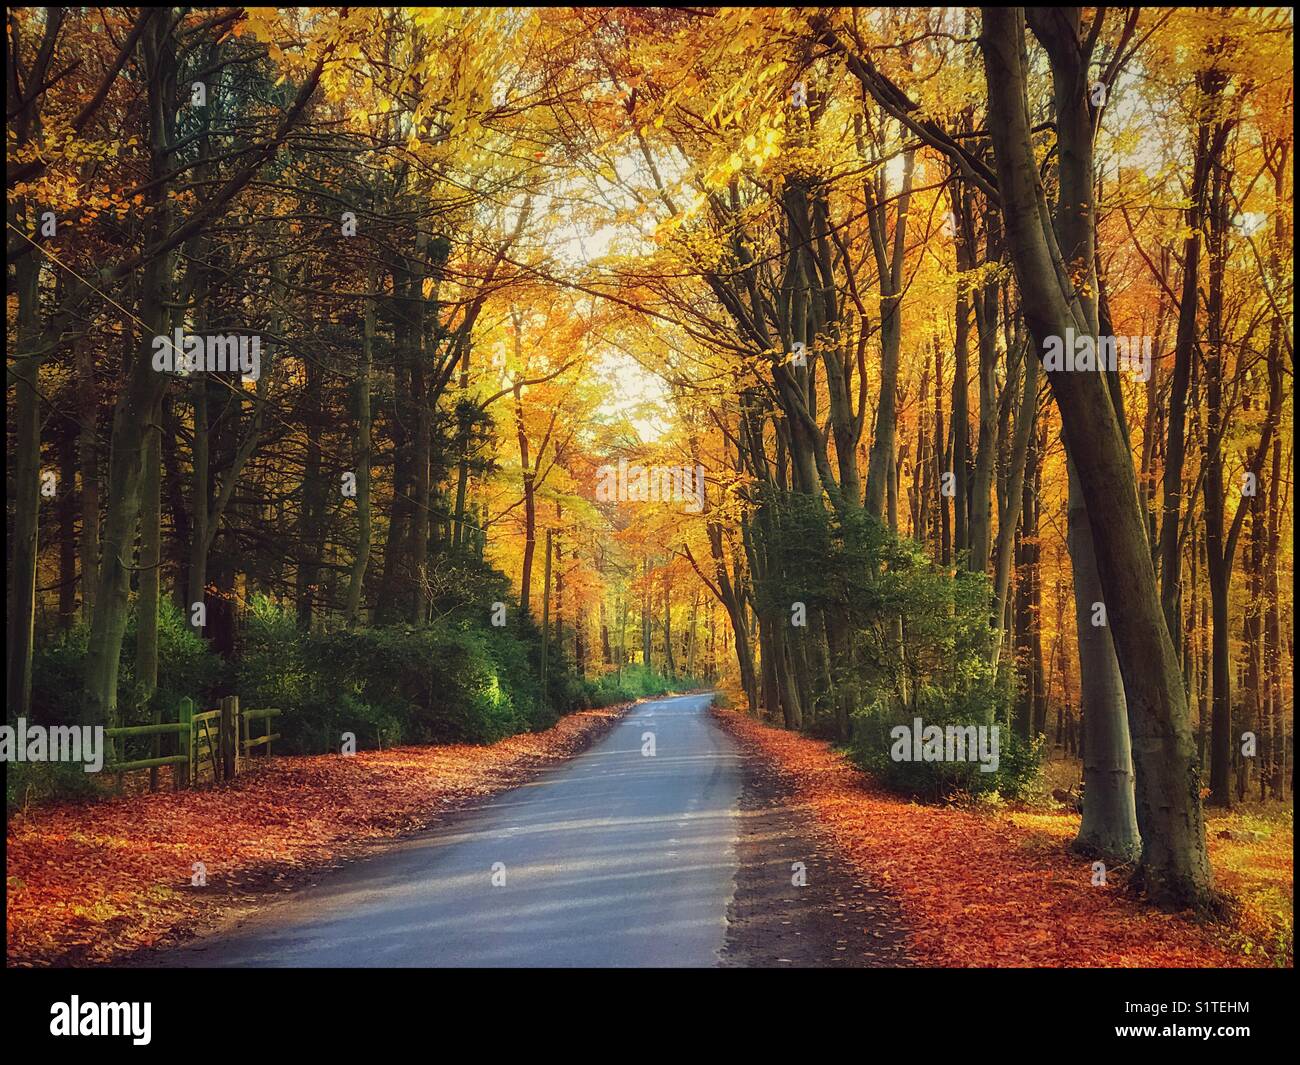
[720,743,914,967]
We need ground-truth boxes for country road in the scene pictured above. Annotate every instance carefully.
[152,692,743,967]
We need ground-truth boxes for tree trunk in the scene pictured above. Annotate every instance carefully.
[540,528,552,709]
[58,417,78,629]
[82,13,181,727]
[344,269,378,624]
[296,339,326,631]
[514,378,536,616]
[1265,435,1283,798]
[967,264,1001,574]
[134,415,162,707]
[188,375,209,627]
[864,151,915,518]
[1068,459,1141,861]
[982,7,1213,909]
[75,339,101,624]
[6,244,42,720]
[1158,72,1224,647]
[952,266,971,556]
[641,557,652,667]
[409,234,432,624]
[663,578,675,678]
[990,342,1037,666]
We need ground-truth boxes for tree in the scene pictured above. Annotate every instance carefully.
[979,6,1213,908]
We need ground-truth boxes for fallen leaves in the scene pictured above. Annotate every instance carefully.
[713,708,1276,969]
[6,704,628,967]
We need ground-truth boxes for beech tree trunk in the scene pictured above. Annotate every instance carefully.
[7,242,42,720]
[344,268,377,625]
[981,6,1213,908]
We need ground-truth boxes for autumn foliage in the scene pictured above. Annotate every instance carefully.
[4,5,1294,969]
[714,707,1287,968]
[6,705,626,966]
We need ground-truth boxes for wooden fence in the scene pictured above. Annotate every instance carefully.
[104,696,281,791]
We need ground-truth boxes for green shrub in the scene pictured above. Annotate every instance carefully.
[236,593,307,723]
[237,595,612,752]
[739,493,1042,801]
[29,598,222,729]
[583,665,706,707]
[6,760,102,813]
[25,578,710,781]
[851,689,1043,801]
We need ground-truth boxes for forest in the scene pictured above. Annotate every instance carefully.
[5,6,1294,972]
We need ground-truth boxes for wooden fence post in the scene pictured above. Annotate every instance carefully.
[149,703,162,793]
[177,698,193,790]
[231,695,241,775]
[220,695,239,781]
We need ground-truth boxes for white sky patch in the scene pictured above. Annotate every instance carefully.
[595,348,672,443]
[1233,211,1269,237]
[531,148,680,444]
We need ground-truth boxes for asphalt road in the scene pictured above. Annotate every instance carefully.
[155,692,743,967]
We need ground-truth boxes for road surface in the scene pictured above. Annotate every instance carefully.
[155,692,742,967]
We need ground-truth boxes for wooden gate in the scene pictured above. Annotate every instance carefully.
[105,696,281,790]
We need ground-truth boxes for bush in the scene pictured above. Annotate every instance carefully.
[851,688,1043,801]
[237,593,627,753]
[237,592,307,723]
[740,495,1042,800]
[25,578,710,780]
[29,598,222,729]
[583,665,705,707]
[17,601,222,809]
[6,761,102,813]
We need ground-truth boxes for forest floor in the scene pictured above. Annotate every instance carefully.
[720,738,914,966]
[7,696,1290,968]
[712,707,1293,968]
[5,702,633,967]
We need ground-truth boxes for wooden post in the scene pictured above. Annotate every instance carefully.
[232,696,241,775]
[220,695,238,781]
[177,698,193,790]
[149,703,162,793]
